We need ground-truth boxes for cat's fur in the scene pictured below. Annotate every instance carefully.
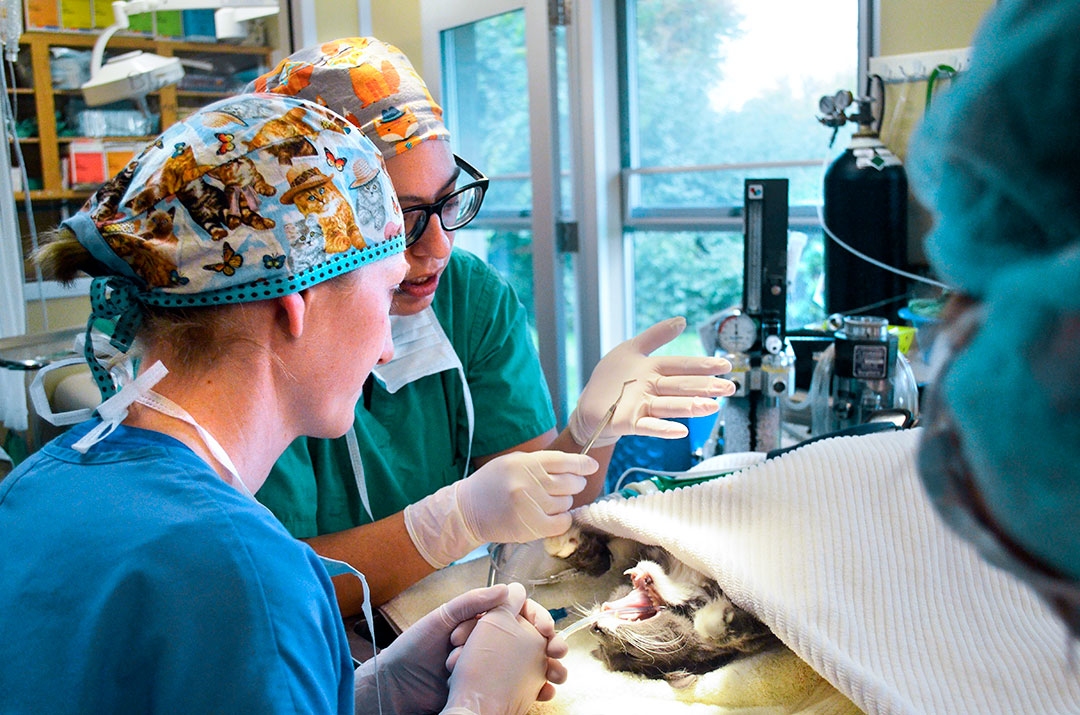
[283,216,327,272]
[244,106,319,165]
[140,207,178,244]
[90,161,138,223]
[352,174,386,229]
[546,526,780,686]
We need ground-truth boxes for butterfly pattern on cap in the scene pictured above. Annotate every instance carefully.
[203,242,244,276]
[262,253,286,269]
[216,133,236,155]
[74,94,403,296]
[325,148,346,171]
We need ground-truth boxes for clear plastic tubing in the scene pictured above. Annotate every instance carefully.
[558,606,666,640]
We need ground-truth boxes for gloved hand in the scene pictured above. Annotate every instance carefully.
[442,583,559,715]
[446,593,569,703]
[567,316,735,449]
[353,584,512,715]
[404,451,598,569]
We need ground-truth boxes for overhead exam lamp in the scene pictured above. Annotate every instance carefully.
[81,0,279,107]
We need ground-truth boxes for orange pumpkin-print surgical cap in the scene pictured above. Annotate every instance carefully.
[247,37,450,160]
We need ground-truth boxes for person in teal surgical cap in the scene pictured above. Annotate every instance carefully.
[908,0,1080,635]
[0,94,567,714]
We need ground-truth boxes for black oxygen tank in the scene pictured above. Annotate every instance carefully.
[823,133,909,318]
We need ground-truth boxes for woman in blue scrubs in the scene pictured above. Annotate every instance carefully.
[0,95,567,713]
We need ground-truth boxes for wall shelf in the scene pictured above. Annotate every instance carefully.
[176,89,240,98]
[57,135,156,143]
[868,47,972,83]
[14,189,92,201]
[10,30,272,225]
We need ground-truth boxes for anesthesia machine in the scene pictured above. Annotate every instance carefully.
[701,179,796,454]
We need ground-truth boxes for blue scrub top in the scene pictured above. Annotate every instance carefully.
[0,420,354,714]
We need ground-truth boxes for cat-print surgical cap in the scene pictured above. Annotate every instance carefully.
[246,37,450,160]
[61,94,404,397]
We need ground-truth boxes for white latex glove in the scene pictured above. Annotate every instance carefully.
[354,584,511,715]
[404,451,598,569]
[567,316,735,449]
[442,583,552,715]
[447,594,569,702]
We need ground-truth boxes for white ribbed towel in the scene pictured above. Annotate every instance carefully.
[576,429,1080,714]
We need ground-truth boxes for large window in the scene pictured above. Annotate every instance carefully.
[622,0,859,355]
[425,0,865,415]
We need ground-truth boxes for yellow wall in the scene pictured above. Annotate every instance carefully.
[311,0,425,77]
[314,0,359,44]
[370,0,424,77]
[878,0,994,262]
[880,0,993,55]
[878,0,994,159]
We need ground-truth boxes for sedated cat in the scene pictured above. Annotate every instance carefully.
[545,526,780,686]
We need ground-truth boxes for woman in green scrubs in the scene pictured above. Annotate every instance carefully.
[251,38,735,613]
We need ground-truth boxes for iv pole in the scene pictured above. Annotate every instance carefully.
[0,0,30,431]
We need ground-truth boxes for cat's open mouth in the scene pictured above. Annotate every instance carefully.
[600,565,665,620]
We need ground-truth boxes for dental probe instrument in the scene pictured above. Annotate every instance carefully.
[580,380,635,454]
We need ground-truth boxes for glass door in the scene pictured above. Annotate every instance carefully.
[422,0,580,423]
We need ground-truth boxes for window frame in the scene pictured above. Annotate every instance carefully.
[616,0,873,337]
[422,0,576,422]
[618,0,873,232]
[419,0,874,412]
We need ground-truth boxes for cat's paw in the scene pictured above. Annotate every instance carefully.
[693,597,736,640]
[544,526,581,558]
[664,671,698,689]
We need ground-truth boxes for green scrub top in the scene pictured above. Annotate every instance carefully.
[257,248,557,538]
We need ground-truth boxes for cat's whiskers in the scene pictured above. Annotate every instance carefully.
[570,601,594,618]
[614,625,687,654]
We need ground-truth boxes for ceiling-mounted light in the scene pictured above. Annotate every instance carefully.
[81,0,279,107]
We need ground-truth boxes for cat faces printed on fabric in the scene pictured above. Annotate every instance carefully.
[246,37,450,159]
[66,94,404,300]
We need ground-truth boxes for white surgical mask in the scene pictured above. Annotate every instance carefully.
[348,306,473,521]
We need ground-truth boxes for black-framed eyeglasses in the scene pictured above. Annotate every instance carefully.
[401,155,488,247]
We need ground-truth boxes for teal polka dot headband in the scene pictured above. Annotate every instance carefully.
[62,93,405,398]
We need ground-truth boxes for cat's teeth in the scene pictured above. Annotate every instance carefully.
[625,563,667,607]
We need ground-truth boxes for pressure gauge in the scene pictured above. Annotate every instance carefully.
[717,312,757,353]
